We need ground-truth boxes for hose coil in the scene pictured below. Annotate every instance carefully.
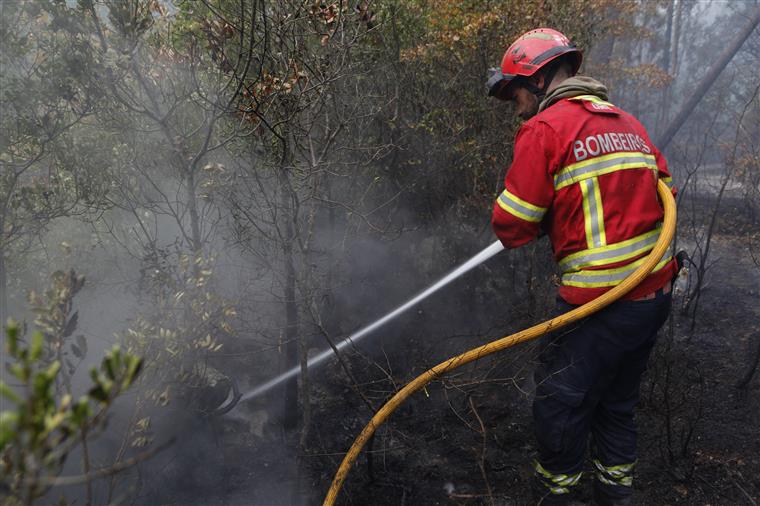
[324,180,676,505]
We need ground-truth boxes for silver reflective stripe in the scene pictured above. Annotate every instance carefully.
[561,256,671,288]
[580,178,606,248]
[497,190,546,223]
[596,473,632,487]
[533,459,582,494]
[555,473,582,486]
[593,459,635,487]
[559,227,661,273]
[555,152,657,190]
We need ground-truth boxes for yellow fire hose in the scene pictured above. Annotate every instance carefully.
[324,180,676,505]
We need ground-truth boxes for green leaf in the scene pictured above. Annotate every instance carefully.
[43,410,67,437]
[123,355,143,388]
[104,356,115,380]
[0,381,22,404]
[10,363,29,383]
[0,411,19,450]
[30,331,44,361]
[5,319,19,355]
[102,379,114,397]
[88,384,108,403]
[33,371,53,400]
[89,366,100,385]
[71,396,91,426]
[46,360,61,381]
[104,345,122,380]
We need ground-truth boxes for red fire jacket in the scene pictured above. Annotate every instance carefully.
[492,94,677,305]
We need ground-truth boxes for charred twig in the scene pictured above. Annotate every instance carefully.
[24,438,175,488]
[468,396,495,506]
[724,465,758,506]
[736,332,760,390]
[449,492,506,499]
[312,319,379,414]
[81,426,92,506]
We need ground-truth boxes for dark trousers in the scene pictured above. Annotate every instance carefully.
[532,291,671,505]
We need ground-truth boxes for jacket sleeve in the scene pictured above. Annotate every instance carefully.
[492,122,556,249]
[653,144,677,197]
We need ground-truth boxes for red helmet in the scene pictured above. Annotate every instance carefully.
[487,28,582,99]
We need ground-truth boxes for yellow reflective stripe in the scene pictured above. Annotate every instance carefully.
[595,460,636,476]
[580,181,594,248]
[568,94,614,107]
[533,459,556,480]
[533,460,582,492]
[580,177,606,249]
[561,256,672,288]
[596,473,632,487]
[555,151,657,190]
[661,176,673,188]
[496,189,547,223]
[593,459,635,487]
[559,226,661,272]
[555,474,581,486]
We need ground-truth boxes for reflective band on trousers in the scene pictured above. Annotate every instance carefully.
[555,151,657,190]
[593,459,635,487]
[561,256,672,288]
[497,189,547,223]
[534,460,582,495]
[559,226,662,273]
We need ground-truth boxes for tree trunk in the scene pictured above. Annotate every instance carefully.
[736,333,760,390]
[657,6,760,150]
[0,210,7,331]
[671,0,682,78]
[282,235,299,430]
[0,239,6,331]
[185,168,203,255]
[589,5,619,69]
[592,33,615,68]
[662,0,674,73]
[655,0,675,139]
[278,141,300,431]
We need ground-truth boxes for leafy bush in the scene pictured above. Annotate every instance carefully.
[0,319,142,505]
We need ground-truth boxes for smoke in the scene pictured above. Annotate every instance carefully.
[11,1,760,505]
[236,240,505,402]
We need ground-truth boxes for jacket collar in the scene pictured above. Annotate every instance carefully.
[538,76,609,112]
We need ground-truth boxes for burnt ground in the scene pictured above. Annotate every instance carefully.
[298,194,758,506]
[151,192,760,506]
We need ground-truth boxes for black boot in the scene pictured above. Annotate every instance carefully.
[532,478,587,505]
[592,481,632,506]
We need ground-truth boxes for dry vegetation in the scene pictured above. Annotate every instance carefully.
[1,1,759,505]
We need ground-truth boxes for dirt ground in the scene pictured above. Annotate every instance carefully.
[174,192,760,506]
[298,198,760,505]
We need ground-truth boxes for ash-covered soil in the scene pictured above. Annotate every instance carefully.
[167,191,760,506]
[302,197,760,505]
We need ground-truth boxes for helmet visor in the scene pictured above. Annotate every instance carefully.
[486,68,518,100]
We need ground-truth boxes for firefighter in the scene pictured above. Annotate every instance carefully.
[487,28,677,505]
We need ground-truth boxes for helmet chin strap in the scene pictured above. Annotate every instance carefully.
[523,64,561,103]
